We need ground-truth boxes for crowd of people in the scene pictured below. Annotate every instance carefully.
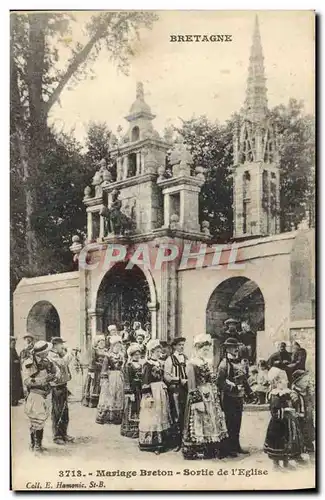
[10,318,315,470]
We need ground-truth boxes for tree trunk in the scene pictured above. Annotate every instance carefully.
[15,126,38,273]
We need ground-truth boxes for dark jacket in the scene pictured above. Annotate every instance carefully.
[288,348,307,372]
[216,357,252,399]
[267,350,291,370]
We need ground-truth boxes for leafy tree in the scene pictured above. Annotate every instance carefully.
[176,115,236,242]
[10,11,158,273]
[269,98,315,231]
[85,121,112,165]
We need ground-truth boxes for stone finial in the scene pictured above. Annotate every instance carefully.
[201,220,211,236]
[136,81,144,100]
[163,126,174,143]
[102,169,112,183]
[157,165,166,182]
[109,133,118,148]
[195,165,205,181]
[84,186,92,199]
[70,234,83,262]
[92,171,101,185]
[170,213,180,230]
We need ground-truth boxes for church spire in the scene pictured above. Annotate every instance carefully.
[244,15,268,122]
[136,81,144,100]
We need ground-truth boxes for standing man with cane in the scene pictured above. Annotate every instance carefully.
[48,338,74,445]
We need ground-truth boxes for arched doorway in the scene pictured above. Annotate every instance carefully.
[96,262,152,333]
[27,301,60,342]
[206,277,265,365]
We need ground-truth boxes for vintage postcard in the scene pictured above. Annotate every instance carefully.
[10,10,316,491]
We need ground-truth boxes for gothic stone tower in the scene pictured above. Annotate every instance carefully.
[233,16,280,239]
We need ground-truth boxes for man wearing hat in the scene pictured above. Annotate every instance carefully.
[22,340,59,453]
[10,336,24,406]
[267,341,292,377]
[216,337,252,457]
[48,337,74,445]
[164,337,188,451]
[20,333,35,364]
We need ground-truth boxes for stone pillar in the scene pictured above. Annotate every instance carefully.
[160,265,169,341]
[136,152,141,176]
[88,308,104,339]
[182,189,200,232]
[117,158,123,181]
[123,156,129,179]
[87,211,93,241]
[140,152,144,174]
[163,193,170,227]
[148,302,158,340]
[99,213,105,239]
[179,190,185,227]
[169,260,178,340]
[234,172,243,236]
[276,171,281,233]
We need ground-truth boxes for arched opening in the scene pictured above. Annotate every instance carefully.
[131,126,140,142]
[206,277,265,365]
[27,301,60,342]
[127,153,137,177]
[96,262,152,333]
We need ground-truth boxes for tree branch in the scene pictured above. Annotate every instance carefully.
[43,13,117,116]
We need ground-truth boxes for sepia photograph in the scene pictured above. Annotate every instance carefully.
[10,9,316,491]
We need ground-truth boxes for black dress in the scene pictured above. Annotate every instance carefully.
[82,347,107,408]
[264,389,303,461]
[120,361,142,438]
[10,346,24,405]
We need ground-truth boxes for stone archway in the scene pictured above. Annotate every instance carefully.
[95,262,157,337]
[206,276,265,365]
[27,300,60,342]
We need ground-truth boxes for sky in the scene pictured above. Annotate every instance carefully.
[47,10,315,144]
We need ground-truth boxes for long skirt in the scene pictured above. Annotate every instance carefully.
[96,371,124,425]
[139,382,172,452]
[264,413,304,460]
[182,383,228,459]
[25,392,50,431]
[120,390,141,438]
[83,370,101,408]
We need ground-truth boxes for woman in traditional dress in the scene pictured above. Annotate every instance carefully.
[182,334,228,460]
[264,367,304,470]
[96,336,125,425]
[120,343,143,438]
[138,339,172,454]
[82,335,107,408]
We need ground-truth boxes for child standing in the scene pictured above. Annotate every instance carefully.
[264,368,304,470]
[255,360,269,404]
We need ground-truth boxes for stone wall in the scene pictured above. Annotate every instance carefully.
[177,234,294,361]
[13,272,80,353]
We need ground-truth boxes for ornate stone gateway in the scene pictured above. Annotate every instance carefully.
[95,262,151,332]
